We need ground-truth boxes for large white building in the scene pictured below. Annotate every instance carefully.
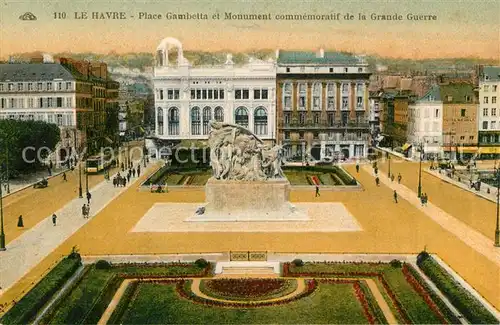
[0,62,80,163]
[407,86,443,159]
[151,37,276,151]
[478,66,500,147]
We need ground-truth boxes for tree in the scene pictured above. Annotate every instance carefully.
[0,119,60,176]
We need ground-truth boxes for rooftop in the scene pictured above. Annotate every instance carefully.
[481,66,500,82]
[438,82,476,104]
[277,50,363,65]
[0,63,75,82]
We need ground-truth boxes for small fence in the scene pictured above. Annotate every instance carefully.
[229,251,268,262]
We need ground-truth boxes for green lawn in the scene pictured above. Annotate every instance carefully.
[120,282,368,324]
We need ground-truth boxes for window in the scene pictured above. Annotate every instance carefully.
[48,98,53,107]
[191,89,196,99]
[313,112,320,124]
[342,83,349,93]
[261,89,268,99]
[298,83,306,109]
[344,68,348,73]
[47,114,53,123]
[202,89,207,99]
[460,136,465,141]
[202,106,211,135]
[469,135,474,140]
[484,97,489,104]
[219,89,224,99]
[483,121,488,129]
[0,84,3,91]
[28,83,33,91]
[342,96,348,109]
[327,112,335,126]
[284,112,291,125]
[493,96,497,104]
[214,106,224,122]
[66,82,71,90]
[492,108,497,116]
[435,109,439,118]
[329,68,333,73]
[47,82,52,91]
[57,82,62,90]
[8,83,13,91]
[286,67,290,72]
[357,96,363,108]
[446,95,453,102]
[483,108,489,116]
[56,97,62,107]
[299,111,306,125]
[299,131,304,139]
[312,83,321,110]
[37,82,42,91]
[284,131,290,140]
[28,98,33,108]
[327,83,335,110]
[358,68,363,73]
[492,121,497,129]
[208,89,213,99]
[159,90,164,100]
[493,85,497,92]
[235,106,248,128]
[465,95,471,102]
[283,83,292,110]
[17,83,23,91]
[191,106,201,135]
[461,109,466,117]
[214,89,219,100]
[242,89,249,99]
[254,107,267,135]
[235,89,242,100]
[356,83,364,94]
[56,114,63,126]
[196,89,201,99]
[168,107,179,135]
[484,85,489,92]
[253,88,268,100]
[167,89,173,99]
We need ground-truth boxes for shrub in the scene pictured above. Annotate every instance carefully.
[0,257,81,324]
[416,251,430,265]
[389,259,402,268]
[95,260,112,270]
[292,259,304,267]
[68,245,81,260]
[194,258,209,268]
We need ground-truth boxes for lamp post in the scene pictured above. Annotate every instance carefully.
[143,145,147,168]
[0,174,6,251]
[85,153,89,194]
[387,151,391,179]
[74,128,83,198]
[495,168,500,247]
[417,142,423,198]
[5,145,10,194]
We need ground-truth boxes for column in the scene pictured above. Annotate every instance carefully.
[320,140,326,160]
[163,106,168,136]
[349,144,355,158]
[155,106,159,136]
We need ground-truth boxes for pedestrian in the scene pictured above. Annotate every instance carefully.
[423,193,428,206]
[132,168,136,178]
[127,174,131,183]
[356,163,360,173]
[52,213,57,226]
[420,194,425,206]
[375,177,380,186]
[391,174,395,182]
[315,185,320,197]
[17,215,24,227]
[62,172,67,181]
[49,160,53,170]
[397,173,402,184]
[85,204,90,218]
[121,162,125,171]
[70,157,74,167]
[82,204,87,218]
[137,166,141,177]
[86,191,92,205]
[113,177,117,187]
[374,167,378,175]
[123,178,127,187]
[393,190,398,203]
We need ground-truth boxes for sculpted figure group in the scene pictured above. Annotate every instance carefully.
[208,121,284,181]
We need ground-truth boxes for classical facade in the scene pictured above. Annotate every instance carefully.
[151,37,276,150]
[275,49,371,161]
[478,66,500,153]
[407,86,443,159]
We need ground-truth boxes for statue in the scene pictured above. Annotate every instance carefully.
[208,121,284,181]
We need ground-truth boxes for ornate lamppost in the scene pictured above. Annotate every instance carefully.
[417,142,424,198]
[74,128,83,198]
[495,167,500,247]
[0,174,6,251]
[387,151,391,179]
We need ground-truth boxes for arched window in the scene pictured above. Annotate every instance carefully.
[168,107,179,135]
[202,106,212,135]
[157,107,163,135]
[191,106,201,135]
[214,106,224,122]
[235,106,248,128]
[283,83,292,110]
[312,83,322,110]
[254,107,267,135]
[327,83,336,110]
[297,83,307,110]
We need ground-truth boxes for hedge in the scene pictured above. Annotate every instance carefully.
[0,256,81,324]
[417,253,498,324]
[107,281,139,325]
[80,275,122,324]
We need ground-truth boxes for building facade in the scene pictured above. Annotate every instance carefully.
[151,37,276,151]
[478,66,500,154]
[407,86,443,159]
[276,49,371,161]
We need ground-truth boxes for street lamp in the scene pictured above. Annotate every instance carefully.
[74,128,83,198]
[85,153,89,194]
[143,145,147,168]
[417,142,424,198]
[0,174,6,251]
[5,145,10,194]
[387,151,391,179]
[495,168,500,247]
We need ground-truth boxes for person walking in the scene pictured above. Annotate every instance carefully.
[315,185,320,197]
[86,191,92,205]
[85,204,90,218]
[420,194,425,206]
[356,163,360,173]
[397,173,402,184]
[393,190,398,203]
[423,193,428,206]
[121,162,125,172]
[52,213,57,226]
[62,172,67,181]
[391,174,395,182]
[132,168,136,178]
[374,167,378,175]
[82,204,87,218]
[17,215,24,228]
[123,178,127,187]
[375,177,380,186]
[127,173,131,183]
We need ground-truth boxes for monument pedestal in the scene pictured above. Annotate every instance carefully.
[186,177,309,221]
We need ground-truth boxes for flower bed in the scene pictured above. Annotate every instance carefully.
[417,253,498,324]
[310,175,320,185]
[177,279,318,308]
[113,262,211,278]
[199,278,297,301]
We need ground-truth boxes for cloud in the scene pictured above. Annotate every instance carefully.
[19,12,37,21]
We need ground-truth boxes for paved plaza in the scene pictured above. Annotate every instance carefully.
[132,202,362,233]
[0,159,499,313]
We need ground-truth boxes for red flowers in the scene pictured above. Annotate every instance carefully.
[310,175,320,185]
[204,279,288,299]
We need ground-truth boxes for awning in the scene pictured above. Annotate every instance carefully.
[455,146,478,154]
[402,143,412,151]
[478,147,500,154]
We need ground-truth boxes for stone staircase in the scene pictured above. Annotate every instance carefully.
[215,261,280,277]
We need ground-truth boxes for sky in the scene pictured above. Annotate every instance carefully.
[1,0,499,60]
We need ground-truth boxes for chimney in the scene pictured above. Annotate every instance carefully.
[275,49,280,59]
[316,48,324,58]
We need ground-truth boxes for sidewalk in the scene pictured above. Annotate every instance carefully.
[0,163,153,296]
[363,165,500,266]
[1,166,67,198]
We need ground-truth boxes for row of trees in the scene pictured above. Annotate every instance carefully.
[0,120,60,178]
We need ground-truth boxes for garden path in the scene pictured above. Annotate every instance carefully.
[365,278,398,324]
[97,279,132,325]
[362,165,500,266]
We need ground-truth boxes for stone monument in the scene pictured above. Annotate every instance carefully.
[187,121,308,221]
